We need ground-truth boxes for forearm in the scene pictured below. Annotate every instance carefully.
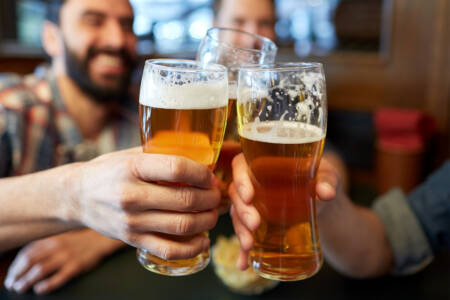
[0,221,75,253]
[318,193,393,278]
[0,164,81,251]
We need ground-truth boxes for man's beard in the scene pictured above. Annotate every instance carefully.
[64,43,136,104]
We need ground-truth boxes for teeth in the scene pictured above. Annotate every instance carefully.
[96,54,122,67]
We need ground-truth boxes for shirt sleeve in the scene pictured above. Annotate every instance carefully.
[372,188,434,275]
[406,161,450,252]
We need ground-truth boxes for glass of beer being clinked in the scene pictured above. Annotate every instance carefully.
[197,27,277,213]
[137,59,228,276]
[237,63,327,281]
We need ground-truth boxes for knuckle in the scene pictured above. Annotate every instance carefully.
[122,214,140,232]
[117,185,137,211]
[175,215,195,235]
[123,231,141,248]
[155,244,174,260]
[168,156,186,180]
[177,188,195,210]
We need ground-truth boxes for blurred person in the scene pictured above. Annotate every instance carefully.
[0,0,219,294]
[213,0,276,41]
[213,0,348,190]
[229,153,450,277]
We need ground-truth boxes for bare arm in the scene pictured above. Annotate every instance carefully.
[318,191,394,278]
[0,164,80,252]
[0,148,220,260]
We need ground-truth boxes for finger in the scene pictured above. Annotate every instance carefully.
[229,183,260,231]
[136,233,210,261]
[5,241,55,288]
[33,264,80,295]
[11,253,66,294]
[236,249,250,270]
[316,167,339,202]
[231,154,254,204]
[230,205,254,252]
[132,154,215,189]
[125,209,219,236]
[121,184,220,213]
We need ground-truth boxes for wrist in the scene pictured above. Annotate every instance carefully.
[56,162,84,226]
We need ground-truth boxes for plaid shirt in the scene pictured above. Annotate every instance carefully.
[0,67,140,177]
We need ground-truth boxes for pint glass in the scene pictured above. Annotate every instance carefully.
[197,27,277,212]
[137,59,228,276]
[237,63,327,281]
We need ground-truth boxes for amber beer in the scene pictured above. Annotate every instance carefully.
[139,105,227,166]
[137,59,228,276]
[239,121,325,281]
[138,104,227,273]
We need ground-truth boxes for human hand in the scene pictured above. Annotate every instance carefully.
[64,148,220,261]
[4,229,124,294]
[229,153,341,270]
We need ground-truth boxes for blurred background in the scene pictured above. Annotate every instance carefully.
[0,0,449,198]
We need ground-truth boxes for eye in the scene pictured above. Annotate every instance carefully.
[232,18,246,26]
[83,15,104,27]
[120,19,134,33]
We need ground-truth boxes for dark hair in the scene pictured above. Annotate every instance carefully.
[45,0,67,24]
[212,0,275,16]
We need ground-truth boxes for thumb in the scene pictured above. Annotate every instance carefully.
[316,169,339,201]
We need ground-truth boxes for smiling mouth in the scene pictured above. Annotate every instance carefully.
[94,54,125,70]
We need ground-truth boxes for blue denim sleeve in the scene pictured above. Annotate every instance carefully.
[407,161,450,252]
[372,188,434,275]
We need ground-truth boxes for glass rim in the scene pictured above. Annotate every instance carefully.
[238,62,323,72]
[145,58,228,74]
[205,27,278,54]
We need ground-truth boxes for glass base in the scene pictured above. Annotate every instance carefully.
[137,248,210,276]
[250,254,322,281]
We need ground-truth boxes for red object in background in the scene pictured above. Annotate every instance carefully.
[374,108,436,194]
[374,108,436,141]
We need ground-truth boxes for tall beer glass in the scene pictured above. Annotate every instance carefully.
[237,63,327,281]
[197,27,277,212]
[137,59,228,276]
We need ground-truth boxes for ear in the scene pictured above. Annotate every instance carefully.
[41,21,64,58]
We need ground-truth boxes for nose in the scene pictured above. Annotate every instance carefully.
[243,22,259,37]
[101,20,126,49]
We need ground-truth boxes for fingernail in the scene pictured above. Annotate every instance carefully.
[321,182,334,192]
[34,284,46,294]
[202,238,210,250]
[4,277,13,289]
[13,280,25,292]
[212,176,220,188]
[237,185,249,201]
[243,212,257,230]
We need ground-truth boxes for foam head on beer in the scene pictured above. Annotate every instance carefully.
[139,60,228,109]
[237,63,327,145]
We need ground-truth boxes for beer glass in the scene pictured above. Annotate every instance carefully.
[197,27,277,212]
[137,59,228,276]
[237,63,327,281]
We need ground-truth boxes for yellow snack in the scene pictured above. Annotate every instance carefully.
[212,235,279,295]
